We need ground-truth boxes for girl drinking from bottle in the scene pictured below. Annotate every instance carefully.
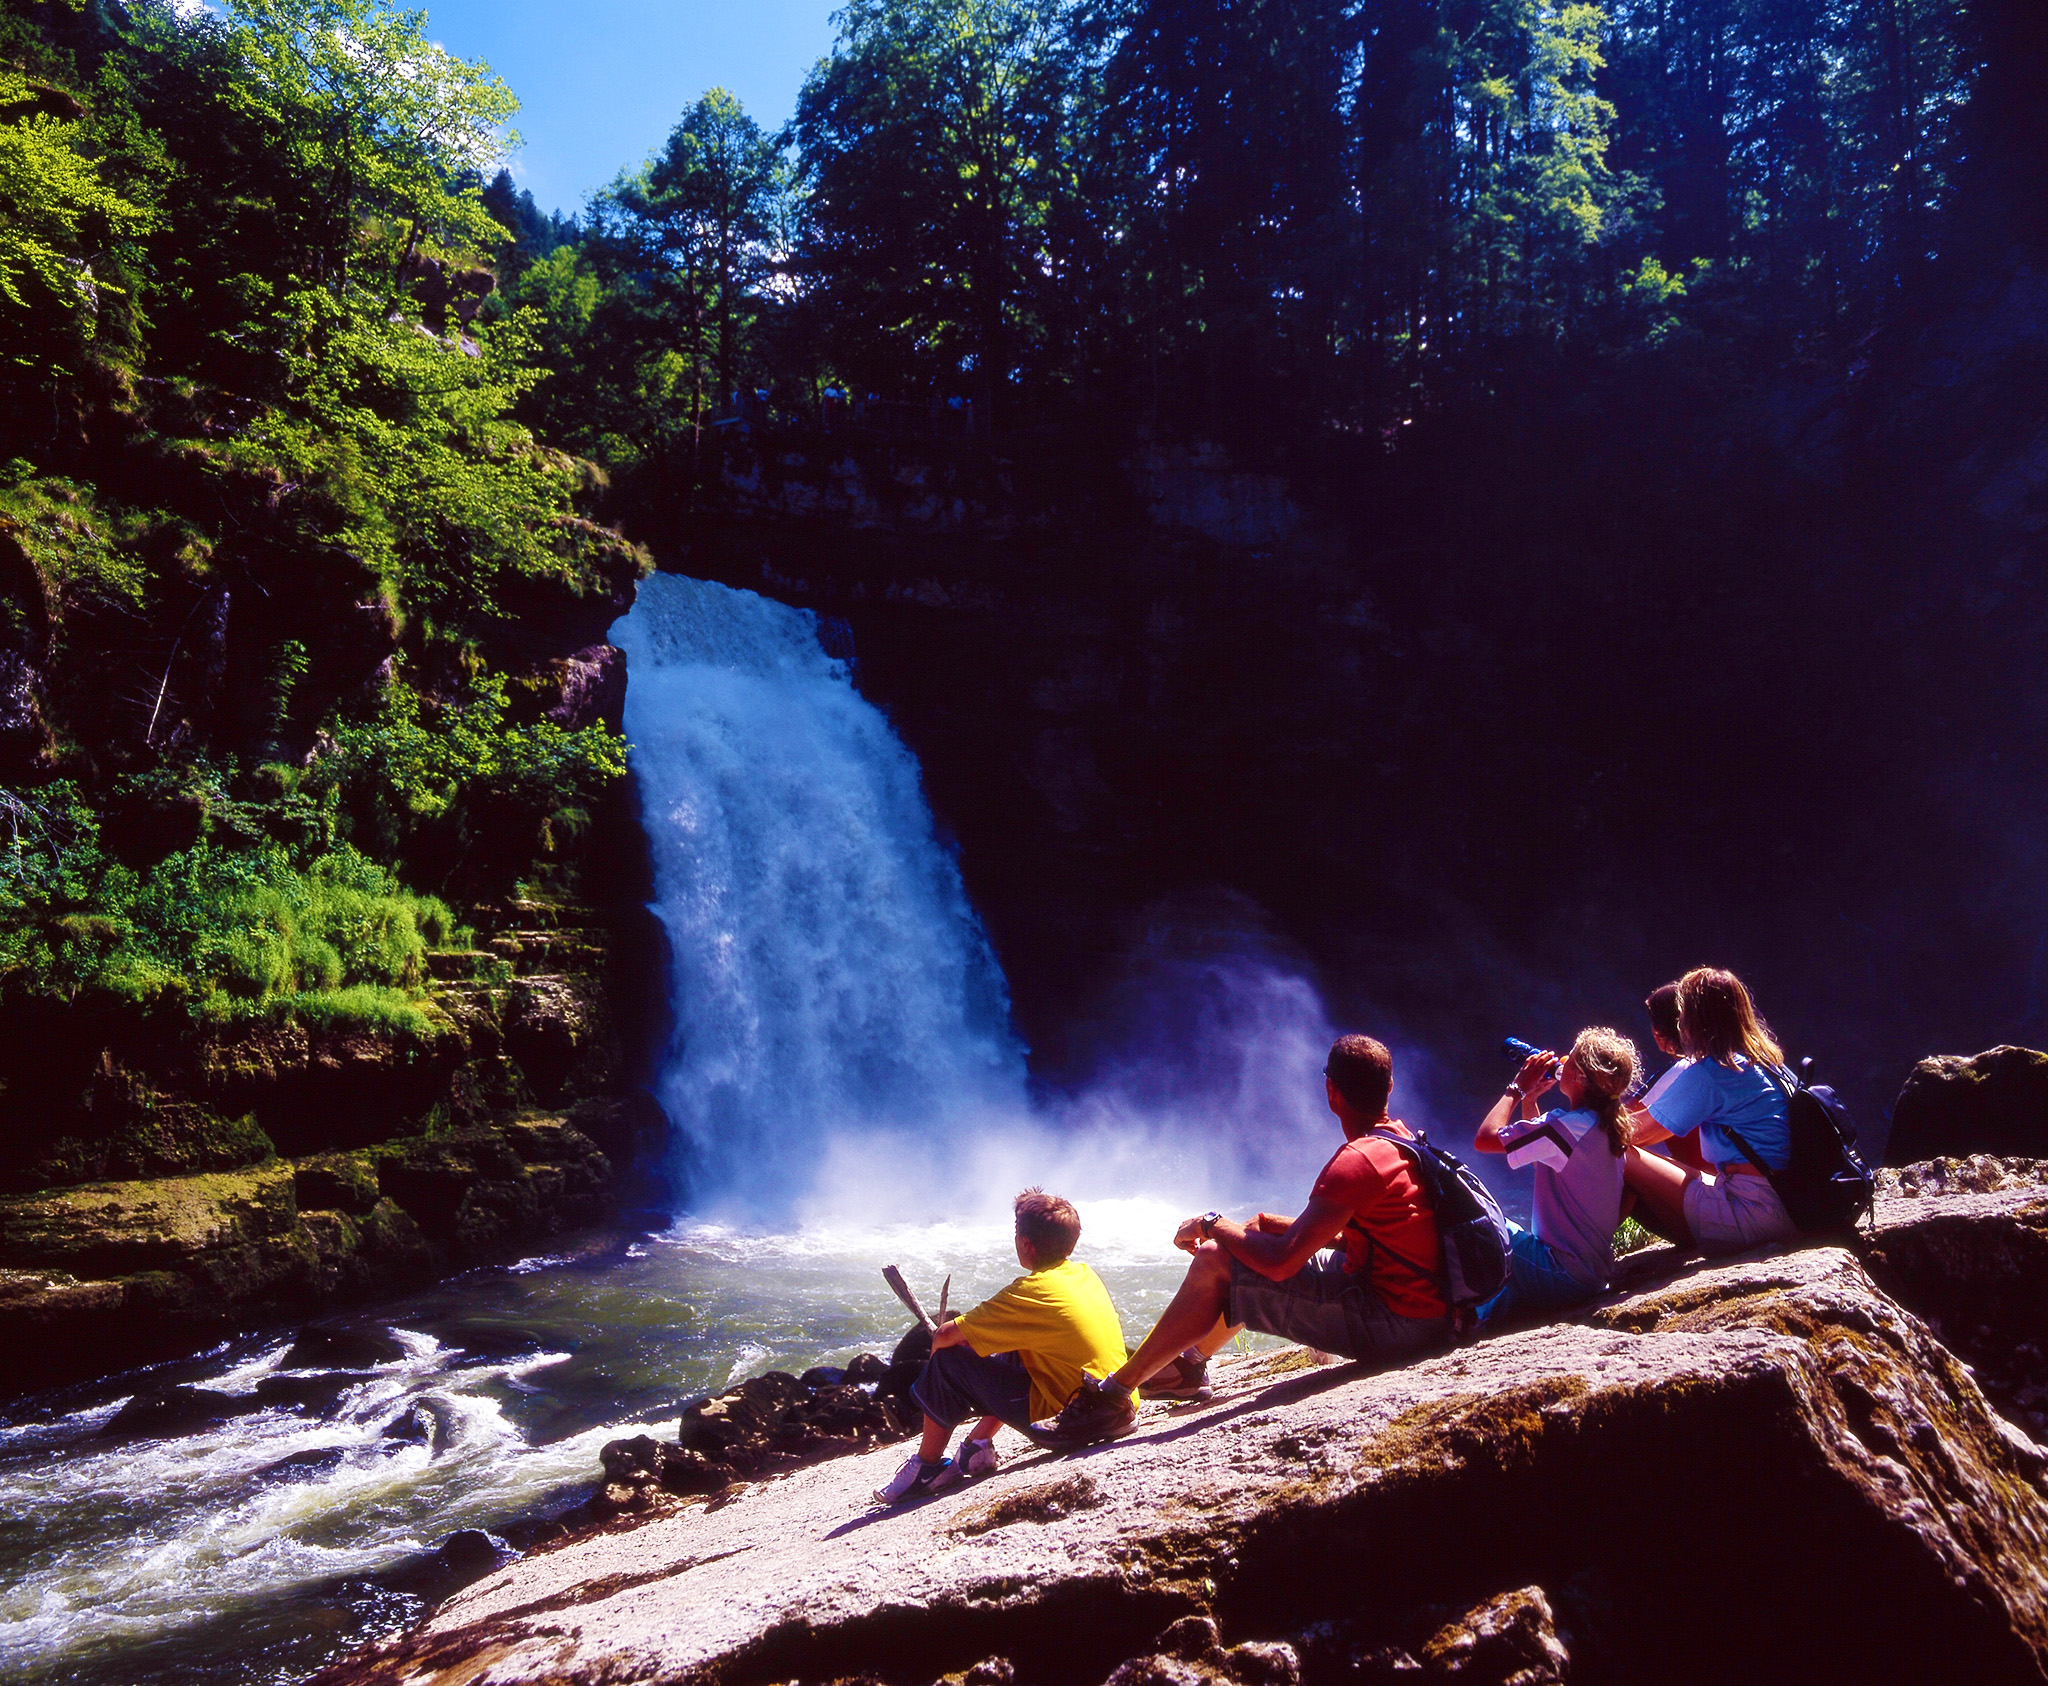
[1473,1027,1639,1323]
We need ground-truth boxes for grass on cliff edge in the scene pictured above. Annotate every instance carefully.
[0,806,459,1038]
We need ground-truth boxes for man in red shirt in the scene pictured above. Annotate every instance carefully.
[1033,1034,1447,1446]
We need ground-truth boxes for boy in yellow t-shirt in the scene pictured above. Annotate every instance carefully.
[872,1189,1126,1506]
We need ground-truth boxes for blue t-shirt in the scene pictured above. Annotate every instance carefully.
[1645,1055,1791,1170]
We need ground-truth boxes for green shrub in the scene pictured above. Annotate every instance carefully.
[311,671,627,896]
[1612,1215,1656,1257]
[0,819,462,1021]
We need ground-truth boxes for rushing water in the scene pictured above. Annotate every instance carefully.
[0,1209,1204,1686]
[0,576,1383,1685]
[612,573,1026,1211]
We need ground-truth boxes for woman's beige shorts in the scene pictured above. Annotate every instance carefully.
[1684,1170,1799,1253]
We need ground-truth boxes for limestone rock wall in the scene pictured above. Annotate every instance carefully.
[0,1115,621,1392]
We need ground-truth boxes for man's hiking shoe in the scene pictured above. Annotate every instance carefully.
[872,1453,956,1505]
[1029,1377,1137,1448]
[956,1436,999,1480]
[1139,1351,1213,1402]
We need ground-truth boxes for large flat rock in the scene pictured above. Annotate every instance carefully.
[316,1206,2048,1686]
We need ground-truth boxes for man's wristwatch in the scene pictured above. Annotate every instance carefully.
[1504,1084,1524,1102]
[1199,1211,1222,1238]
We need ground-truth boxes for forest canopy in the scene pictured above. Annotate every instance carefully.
[0,0,2040,1077]
[498,0,2022,500]
[0,0,640,1033]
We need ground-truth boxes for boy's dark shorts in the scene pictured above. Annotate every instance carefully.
[1226,1249,1446,1364]
[911,1343,1036,1431]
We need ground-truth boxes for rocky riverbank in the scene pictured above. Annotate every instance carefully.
[312,1167,2048,1686]
[0,895,668,1393]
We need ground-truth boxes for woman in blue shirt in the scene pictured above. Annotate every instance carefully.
[1622,967,1798,1253]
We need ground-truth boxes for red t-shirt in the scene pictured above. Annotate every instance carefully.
[1311,1125,1445,1320]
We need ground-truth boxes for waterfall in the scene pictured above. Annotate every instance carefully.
[609,574,1026,1209]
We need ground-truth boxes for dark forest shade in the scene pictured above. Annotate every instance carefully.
[0,0,2042,1138]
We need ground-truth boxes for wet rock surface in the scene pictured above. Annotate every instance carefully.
[0,1118,619,1393]
[314,1175,2048,1686]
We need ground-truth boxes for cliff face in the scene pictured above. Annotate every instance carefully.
[313,1176,2048,1686]
[662,263,2048,1136]
[0,895,669,1392]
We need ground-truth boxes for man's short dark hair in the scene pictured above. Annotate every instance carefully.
[1646,983,1681,1047]
[1015,1188,1081,1262]
[1326,1035,1393,1116]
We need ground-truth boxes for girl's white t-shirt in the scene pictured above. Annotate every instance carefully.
[1497,1106,1626,1288]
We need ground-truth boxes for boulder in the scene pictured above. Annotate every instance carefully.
[259,1445,349,1482]
[254,1369,375,1412]
[881,1318,933,1396]
[438,1530,507,1573]
[104,1384,263,1439]
[599,1433,732,1498]
[1888,1046,2048,1164]
[1864,1164,2048,1437]
[308,1217,2048,1686]
[843,1350,891,1386]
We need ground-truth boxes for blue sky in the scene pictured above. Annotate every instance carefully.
[421,0,840,215]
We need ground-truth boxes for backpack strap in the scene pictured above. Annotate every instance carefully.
[1723,1126,1776,1180]
[1352,1127,1453,1316]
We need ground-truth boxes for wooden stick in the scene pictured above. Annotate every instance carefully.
[881,1265,932,1331]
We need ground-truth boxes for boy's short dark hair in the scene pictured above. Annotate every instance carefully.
[1014,1188,1081,1262]
[1326,1034,1394,1116]
[1646,983,1681,1047]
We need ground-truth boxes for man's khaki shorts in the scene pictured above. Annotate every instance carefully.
[1226,1249,1446,1366]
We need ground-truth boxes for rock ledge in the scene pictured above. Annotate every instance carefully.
[315,1184,2048,1686]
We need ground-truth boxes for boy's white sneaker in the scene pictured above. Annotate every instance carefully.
[872,1453,955,1505]
[956,1436,999,1479]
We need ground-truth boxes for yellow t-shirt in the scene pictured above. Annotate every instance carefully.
[954,1257,1127,1421]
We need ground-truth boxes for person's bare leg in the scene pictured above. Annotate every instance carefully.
[1194,1316,1239,1359]
[1624,1148,1696,1247]
[1108,1243,1234,1390]
[968,1413,1003,1443]
[917,1414,950,1461]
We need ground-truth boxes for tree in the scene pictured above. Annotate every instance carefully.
[646,90,782,422]
[1084,0,1354,436]
[791,0,1080,422]
[0,69,151,322]
[209,0,518,292]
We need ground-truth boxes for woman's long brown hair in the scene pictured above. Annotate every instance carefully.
[1676,967,1783,1068]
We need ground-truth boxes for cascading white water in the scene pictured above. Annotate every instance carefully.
[609,575,1027,1208]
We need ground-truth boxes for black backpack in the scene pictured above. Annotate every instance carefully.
[1360,1126,1514,1332]
[1728,1060,1876,1237]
